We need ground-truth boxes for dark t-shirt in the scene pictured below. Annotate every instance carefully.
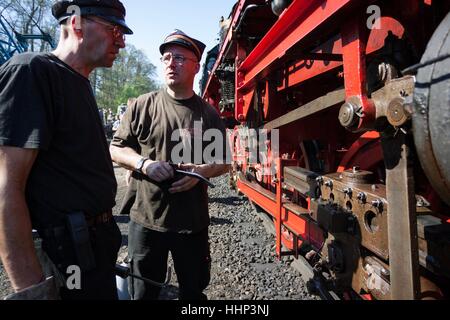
[112,89,227,234]
[0,53,117,229]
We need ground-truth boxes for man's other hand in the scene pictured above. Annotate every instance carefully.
[144,161,174,182]
[169,163,201,194]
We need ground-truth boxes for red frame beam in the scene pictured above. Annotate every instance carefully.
[237,0,353,93]
[237,180,278,215]
[277,16,405,92]
[341,18,376,130]
[237,158,320,259]
[277,35,344,91]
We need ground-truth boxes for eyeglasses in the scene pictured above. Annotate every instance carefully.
[83,16,126,42]
[160,53,198,65]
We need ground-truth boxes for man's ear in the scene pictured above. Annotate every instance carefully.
[195,63,200,74]
[70,15,83,37]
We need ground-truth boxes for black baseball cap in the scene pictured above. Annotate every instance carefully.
[52,0,133,35]
[159,29,206,61]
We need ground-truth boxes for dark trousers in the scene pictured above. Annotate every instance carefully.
[128,220,211,300]
[42,220,122,300]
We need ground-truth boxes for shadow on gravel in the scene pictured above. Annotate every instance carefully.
[209,196,245,206]
[210,217,233,226]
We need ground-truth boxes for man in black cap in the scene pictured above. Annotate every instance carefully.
[110,30,230,300]
[0,0,132,300]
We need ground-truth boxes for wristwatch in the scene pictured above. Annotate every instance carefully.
[135,157,148,174]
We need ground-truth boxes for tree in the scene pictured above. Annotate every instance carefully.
[92,44,160,112]
[0,0,56,52]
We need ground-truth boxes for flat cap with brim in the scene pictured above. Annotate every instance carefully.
[159,29,206,61]
[52,0,133,35]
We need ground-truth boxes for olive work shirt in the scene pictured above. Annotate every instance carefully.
[111,89,228,234]
[0,53,117,230]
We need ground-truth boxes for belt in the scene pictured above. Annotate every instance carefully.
[86,210,114,227]
[39,210,114,238]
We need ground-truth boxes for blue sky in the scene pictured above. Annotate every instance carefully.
[121,0,237,92]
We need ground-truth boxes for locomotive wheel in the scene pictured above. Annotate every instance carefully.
[413,12,450,206]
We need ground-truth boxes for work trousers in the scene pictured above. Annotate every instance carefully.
[128,220,211,300]
[41,219,122,300]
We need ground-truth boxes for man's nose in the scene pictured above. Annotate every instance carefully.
[168,56,177,67]
[115,36,126,49]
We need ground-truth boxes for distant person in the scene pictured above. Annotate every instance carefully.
[0,0,132,300]
[112,115,121,134]
[110,29,229,300]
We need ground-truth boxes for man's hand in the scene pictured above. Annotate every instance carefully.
[169,164,200,194]
[144,161,174,182]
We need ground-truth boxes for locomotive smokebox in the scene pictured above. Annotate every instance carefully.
[413,12,450,206]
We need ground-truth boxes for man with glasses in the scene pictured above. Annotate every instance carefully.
[110,30,230,300]
[0,0,132,300]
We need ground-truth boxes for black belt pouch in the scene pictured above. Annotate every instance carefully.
[65,212,96,272]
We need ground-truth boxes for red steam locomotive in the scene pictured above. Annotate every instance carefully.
[200,0,450,300]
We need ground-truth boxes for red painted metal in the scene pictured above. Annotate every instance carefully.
[277,16,405,92]
[236,179,277,216]
[275,158,283,258]
[235,43,249,122]
[238,0,352,90]
[237,90,254,124]
[338,131,381,172]
[220,111,234,119]
[361,294,374,300]
[341,18,376,131]
[236,0,354,121]
[263,81,270,119]
[224,2,408,124]
[277,35,343,92]
[282,208,307,240]
[344,140,383,172]
[366,17,405,53]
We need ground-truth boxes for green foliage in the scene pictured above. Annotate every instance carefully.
[91,44,160,113]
